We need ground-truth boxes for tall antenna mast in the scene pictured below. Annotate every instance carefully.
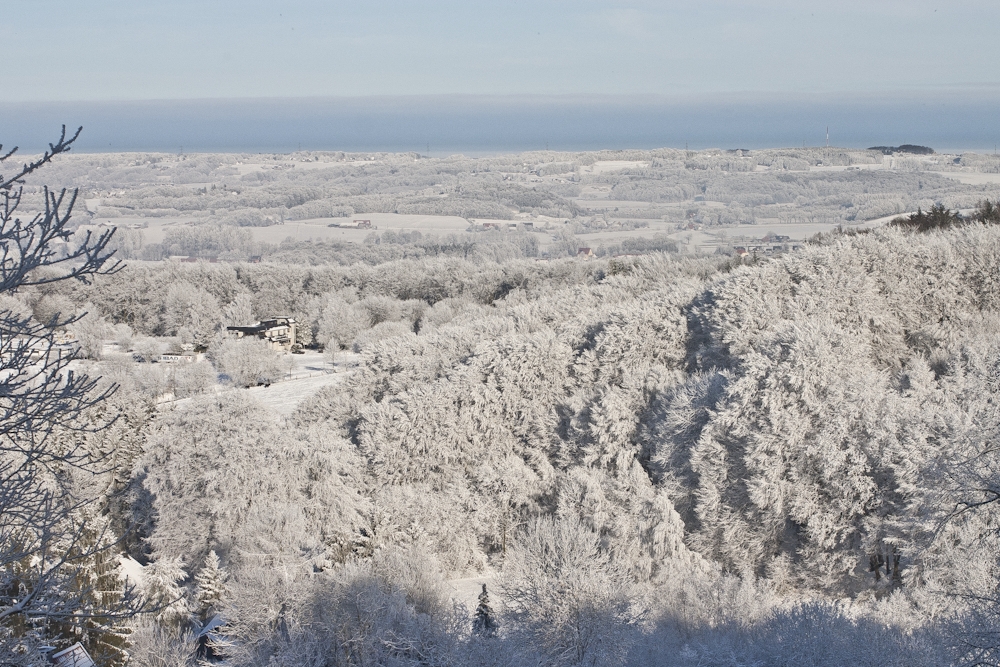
[826,126,830,147]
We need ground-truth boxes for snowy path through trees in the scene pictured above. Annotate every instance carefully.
[445,574,498,610]
[242,350,358,415]
[243,371,349,416]
[169,351,359,416]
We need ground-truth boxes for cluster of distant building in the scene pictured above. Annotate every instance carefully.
[327,219,372,229]
[42,317,298,368]
[477,221,536,231]
[226,317,298,351]
[166,255,262,263]
[732,233,804,258]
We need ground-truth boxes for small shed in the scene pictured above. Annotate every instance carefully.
[50,643,95,667]
[196,614,230,662]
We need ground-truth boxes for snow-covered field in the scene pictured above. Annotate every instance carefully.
[171,350,359,416]
[247,213,473,245]
[242,371,346,416]
[578,160,650,174]
[88,213,474,246]
[933,171,1000,185]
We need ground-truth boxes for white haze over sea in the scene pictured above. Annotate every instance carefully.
[1,93,998,155]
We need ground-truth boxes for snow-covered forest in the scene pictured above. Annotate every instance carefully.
[12,142,1000,666]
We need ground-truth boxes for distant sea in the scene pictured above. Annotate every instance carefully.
[1,94,998,155]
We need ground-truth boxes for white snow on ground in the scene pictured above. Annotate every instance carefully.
[170,350,359,416]
[244,212,472,245]
[579,160,650,174]
[446,573,498,610]
[933,171,1000,185]
[244,371,348,416]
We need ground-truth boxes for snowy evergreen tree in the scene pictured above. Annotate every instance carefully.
[472,584,498,638]
[194,550,227,621]
[142,557,190,630]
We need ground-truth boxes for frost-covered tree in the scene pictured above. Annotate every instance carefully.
[125,623,197,667]
[322,336,338,371]
[0,127,139,665]
[73,305,112,359]
[316,293,369,349]
[162,281,222,348]
[500,517,641,666]
[140,392,366,573]
[209,337,282,387]
[223,291,255,327]
[141,557,189,630]
[194,550,227,621]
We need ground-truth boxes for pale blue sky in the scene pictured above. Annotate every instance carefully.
[8,1,1000,101]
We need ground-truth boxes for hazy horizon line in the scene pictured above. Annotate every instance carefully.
[2,92,998,155]
[9,87,1000,105]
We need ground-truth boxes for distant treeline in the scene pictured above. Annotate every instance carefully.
[868,144,935,155]
[890,199,1000,232]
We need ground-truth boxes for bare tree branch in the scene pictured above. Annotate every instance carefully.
[0,127,143,661]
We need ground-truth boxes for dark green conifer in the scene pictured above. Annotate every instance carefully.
[472,583,498,638]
